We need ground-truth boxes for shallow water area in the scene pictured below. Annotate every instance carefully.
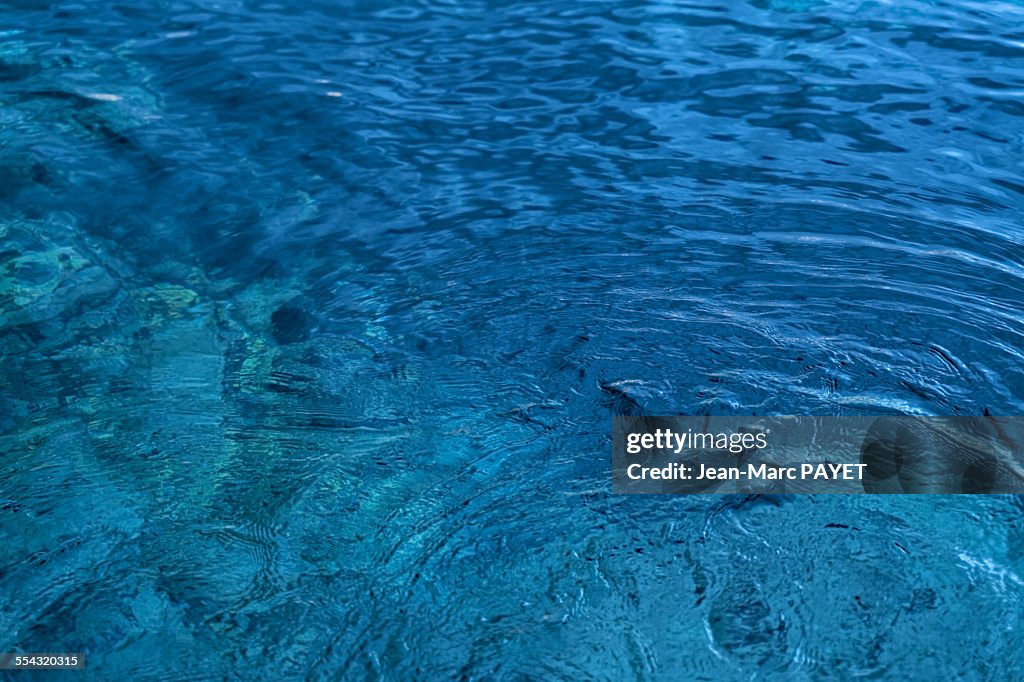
[2,0,1024,679]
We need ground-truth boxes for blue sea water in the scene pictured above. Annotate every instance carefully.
[2,0,1024,679]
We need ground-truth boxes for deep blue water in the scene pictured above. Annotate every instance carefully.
[2,0,1024,679]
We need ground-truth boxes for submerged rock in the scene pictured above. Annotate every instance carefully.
[270,304,316,345]
[0,218,125,353]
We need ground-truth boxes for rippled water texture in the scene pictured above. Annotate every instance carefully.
[2,0,1024,679]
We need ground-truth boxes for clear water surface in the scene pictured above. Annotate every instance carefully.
[2,0,1024,679]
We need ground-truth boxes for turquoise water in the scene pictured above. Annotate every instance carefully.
[2,0,1024,679]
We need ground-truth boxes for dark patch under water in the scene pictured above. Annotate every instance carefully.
[1,0,1024,679]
